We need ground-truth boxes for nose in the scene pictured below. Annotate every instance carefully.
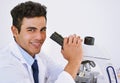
[35,31,46,40]
[35,32,42,39]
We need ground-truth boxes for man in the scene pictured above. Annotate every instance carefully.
[0,1,83,83]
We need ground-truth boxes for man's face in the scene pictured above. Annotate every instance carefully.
[12,16,47,57]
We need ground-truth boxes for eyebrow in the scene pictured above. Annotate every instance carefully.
[26,26,47,30]
[26,27,37,29]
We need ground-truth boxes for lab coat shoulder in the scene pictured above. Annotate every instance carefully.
[0,43,18,66]
[0,42,32,83]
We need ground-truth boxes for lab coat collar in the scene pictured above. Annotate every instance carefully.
[9,40,28,64]
[9,40,35,82]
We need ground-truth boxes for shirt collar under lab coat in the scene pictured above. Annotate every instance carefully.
[16,43,34,66]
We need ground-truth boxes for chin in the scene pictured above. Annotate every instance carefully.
[36,49,41,54]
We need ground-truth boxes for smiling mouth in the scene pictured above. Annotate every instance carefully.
[30,42,43,48]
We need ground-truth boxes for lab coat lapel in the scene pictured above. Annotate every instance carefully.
[36,53,47,83]
[9,40,34,83]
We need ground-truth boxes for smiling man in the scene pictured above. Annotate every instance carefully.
[0,1,83,83]
[12,16,46,57]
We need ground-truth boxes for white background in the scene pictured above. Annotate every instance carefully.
[0,0,120,70]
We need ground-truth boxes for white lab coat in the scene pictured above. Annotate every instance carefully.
[0,40,75,83]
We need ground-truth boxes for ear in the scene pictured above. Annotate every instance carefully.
[11,25,18,38]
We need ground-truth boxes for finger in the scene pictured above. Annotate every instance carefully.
[72,35,81,44]
[64,37,68,45]
[68,35,74,44]
[74,36,82,44]
[72,35,78,44]
[77,37,82,45]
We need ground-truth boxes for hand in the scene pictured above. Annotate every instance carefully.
[61,34,83,79]
[61,34,83,63]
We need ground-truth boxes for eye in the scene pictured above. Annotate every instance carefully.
[27,27,36,32]
[40,27,47,32]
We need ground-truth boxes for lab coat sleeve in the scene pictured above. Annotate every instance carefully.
[55,71,75,83]
[38,52,76,83]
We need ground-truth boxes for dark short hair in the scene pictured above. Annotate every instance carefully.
[11,1,47,33]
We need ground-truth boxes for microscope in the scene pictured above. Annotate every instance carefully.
[50,32,118,83]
